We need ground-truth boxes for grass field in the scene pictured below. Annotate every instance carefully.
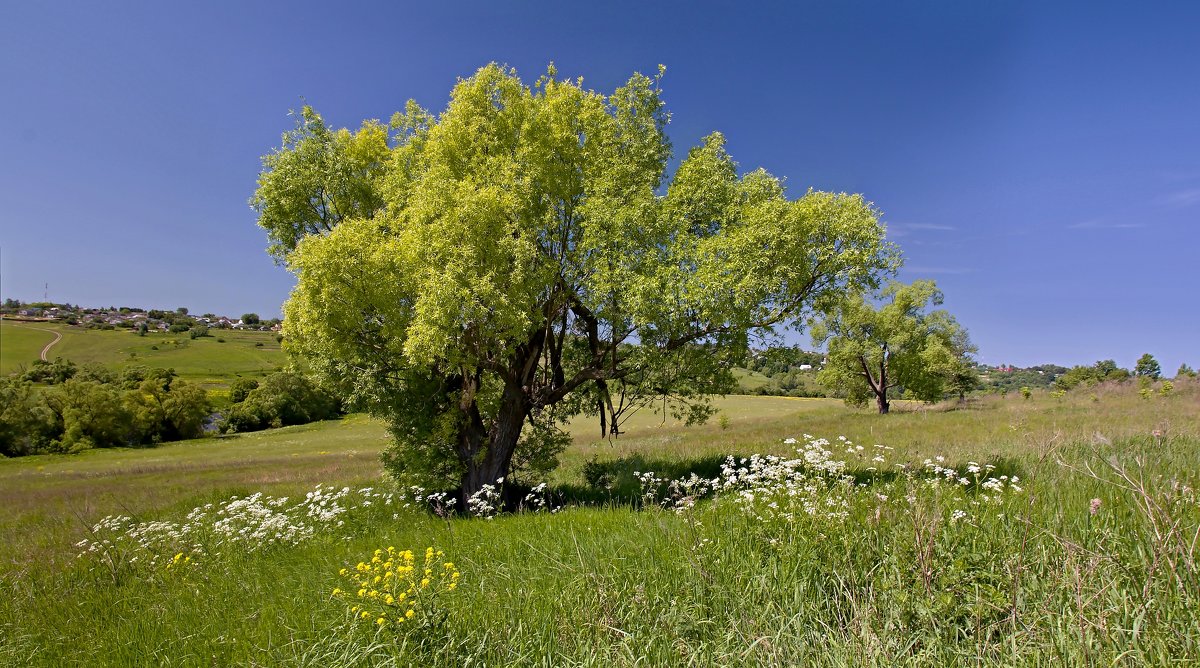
[2,384,1199,665]
[0,320,284,386]
[0,321,57,375]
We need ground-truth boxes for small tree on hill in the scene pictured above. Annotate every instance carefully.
[1135,353,1161,380]
[812,280,974,414]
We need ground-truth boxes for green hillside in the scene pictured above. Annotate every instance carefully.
[1,321,283,386]
[0,322,56,375]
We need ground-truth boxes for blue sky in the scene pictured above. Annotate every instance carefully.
[2,1,1197,372]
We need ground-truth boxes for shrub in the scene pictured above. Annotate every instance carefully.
[0,377,58,456]
[22,357,78,384]
[228,377,260,404]
[220,372,342,433]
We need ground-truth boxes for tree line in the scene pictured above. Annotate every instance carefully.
[0,360,343,457]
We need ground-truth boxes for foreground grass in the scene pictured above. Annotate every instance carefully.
[1,384,1198,665]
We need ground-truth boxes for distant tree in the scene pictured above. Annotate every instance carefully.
[22,358,78,384]
[1177,363,1197,379]
[137,322,149,336]
[220,372,341,433]
[168,323,191,334]
[176,307,189,316]
[240,313,261,325]
[228,377,260,404]
[813,280,974,414]
[189,325,209,339]
[75,363,117,385]
[125,377,212,442]
[1055,360,1130,390]
[1135,353,1162,380]
[0,377,57,456]
[45,379,134,451]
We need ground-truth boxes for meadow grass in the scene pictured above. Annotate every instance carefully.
[1,383,1198,665]
[0,322,56,375]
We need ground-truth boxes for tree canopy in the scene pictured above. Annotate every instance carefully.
[1135,353,1162,380]
[812,280,974,413]
[255,64,897,497]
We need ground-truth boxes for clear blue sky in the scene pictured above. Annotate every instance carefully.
[2,1,1197,372]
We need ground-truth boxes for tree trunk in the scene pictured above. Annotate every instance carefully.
[459,379,530,503]
[876,391,890,414]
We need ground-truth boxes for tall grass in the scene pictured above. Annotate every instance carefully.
[1,382,1198,665]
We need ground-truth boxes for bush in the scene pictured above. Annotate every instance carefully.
[220,372,342,434]
[22,357,78,384]
[189,325,209,339]
[0,377,58,456]
[228,377,260,404]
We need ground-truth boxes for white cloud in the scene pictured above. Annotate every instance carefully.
[902,266,971,276]
[1158,188,1200,208]
[1067,219,1144,230]
[886,222,956,238]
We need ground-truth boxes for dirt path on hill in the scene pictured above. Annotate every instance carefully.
[10,324,63,361]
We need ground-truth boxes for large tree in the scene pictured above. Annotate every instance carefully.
[255,64,896,498]
[812,280,974,414]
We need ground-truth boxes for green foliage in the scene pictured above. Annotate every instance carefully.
[1135,353,1162,379]
[188,325,209,339]
[1055,359,1131,390]
[267,64,895,494]
[740,346,830,397]
[21,357,78,384]
[0,364,210,455]
[0,376,58,456]
[228,377,259,404]
[812,280,975,413]
[980,363,1067,394]
[1020,386,1032,400]
[220,371,342,433]
[252,105,390,261]
[1177,363,1197,379]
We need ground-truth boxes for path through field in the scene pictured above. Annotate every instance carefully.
[11,324,63,361]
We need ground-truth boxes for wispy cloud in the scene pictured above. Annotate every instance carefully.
[902,266,972,276]
[886,222,956,238]
[1067,219,1145,230]
[1158,188,1200,209]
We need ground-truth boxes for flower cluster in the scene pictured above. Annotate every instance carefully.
[634,435,1024,529]
[635,471,718,513]
[334,546,460,630]
[76,485,402,570]
[466,479,503,518]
